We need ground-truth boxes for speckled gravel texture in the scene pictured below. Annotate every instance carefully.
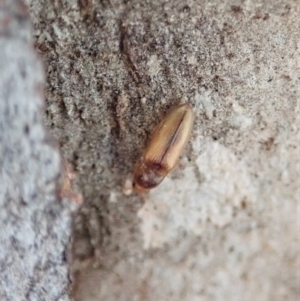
[25,0,299,300]
[0,1,76,300]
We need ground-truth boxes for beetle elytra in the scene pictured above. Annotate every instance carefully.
[133,103,195,192]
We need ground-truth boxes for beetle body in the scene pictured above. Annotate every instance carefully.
[133,103,194,192]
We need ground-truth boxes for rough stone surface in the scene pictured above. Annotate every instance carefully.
[0,1,76,300]
[25,0,299,301]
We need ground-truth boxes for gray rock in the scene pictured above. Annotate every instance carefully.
[21,0,300,300]
[0,1,76,300]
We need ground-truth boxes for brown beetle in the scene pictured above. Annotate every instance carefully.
[133,103,195,192]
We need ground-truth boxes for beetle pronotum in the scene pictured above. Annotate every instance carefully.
[133,103,195,192]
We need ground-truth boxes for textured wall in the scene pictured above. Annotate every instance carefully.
[19,0,300,300]
[0,1,78,300]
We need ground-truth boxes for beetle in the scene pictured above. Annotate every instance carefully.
[133,103,195,192]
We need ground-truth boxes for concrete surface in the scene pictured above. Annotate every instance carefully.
[0,1,77,300]
[23,0,300,300]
